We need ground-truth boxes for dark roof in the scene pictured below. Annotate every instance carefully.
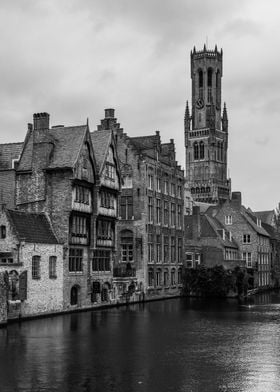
[7,210,58,244]
[0,143,23,170]
[48,125,87,169]
[254,210,275,225]
[242,207,270,237]
[90,130,111,172]
[17,125,87,171]
[129,135,159,151]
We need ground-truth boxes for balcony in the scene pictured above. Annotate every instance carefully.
[113,265,136,278]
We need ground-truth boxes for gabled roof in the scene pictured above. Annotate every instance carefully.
[47,125,87,169]
[7,210,58,244]
[254,210,275,226]
[242,207,270,237]
[0,143,23,170]
[90,130,112,172]
[17,125,88,172]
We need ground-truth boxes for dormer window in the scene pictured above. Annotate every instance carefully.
[257,218,262,227]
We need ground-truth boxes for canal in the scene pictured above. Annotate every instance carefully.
[1,292,280,392]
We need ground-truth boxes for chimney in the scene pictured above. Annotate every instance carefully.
[192,206,201,239]
[33,112,50,131]
[231,192,242,209]
[105,108,115,119]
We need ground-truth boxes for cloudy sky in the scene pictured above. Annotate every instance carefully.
[0,0,280,211]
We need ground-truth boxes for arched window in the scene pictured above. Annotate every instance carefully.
[191,187,195,194]
[195,187,200,194]
[199,141,205,159]
[120,230,133,262]
[220,142,223,162]
[178,268,182,285]
[9,270,19,300]
[193,142,199,160]
[148,268,154,287]
[156,269,162,287]
[201,187,205,193]
[207,68,213,102]
[216,70,221,108]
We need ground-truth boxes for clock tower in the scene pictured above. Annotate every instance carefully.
[185,45,231,204]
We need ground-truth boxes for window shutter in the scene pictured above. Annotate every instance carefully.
[19,270,27,301]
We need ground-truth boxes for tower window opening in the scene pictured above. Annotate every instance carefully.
[199,141,205,159]
[199,70,203,87]
[207,68,213,103]
[193,142,199,160]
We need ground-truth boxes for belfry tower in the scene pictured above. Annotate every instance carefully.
[185,45,231,204]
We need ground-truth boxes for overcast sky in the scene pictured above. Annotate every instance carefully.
[0,0,280,211]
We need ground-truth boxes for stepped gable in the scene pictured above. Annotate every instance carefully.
[0,143,22,170]
[17,128,33,171]
[7,210,58,244]
[90,129,111,172]
[47,125,87,170]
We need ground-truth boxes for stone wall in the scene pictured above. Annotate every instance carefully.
[0,272,8,325]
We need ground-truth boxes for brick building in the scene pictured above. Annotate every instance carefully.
[0,205,64,319]
[184,205,241,270]
[207,192,272,289]
[96,109,184,299]
[13,112,121,311]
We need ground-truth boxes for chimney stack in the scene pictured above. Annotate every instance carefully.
[33,112,50,131]
[231,192,242,209]
[105,108,115,119]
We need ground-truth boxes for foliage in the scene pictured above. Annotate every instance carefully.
[183,265,248,298]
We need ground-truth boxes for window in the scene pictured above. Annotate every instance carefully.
[178,268,182,284]
[32,256,41,279]
[91,249,110,271]
[171,237,175,262]
[177,184,182,199]
[75,186,90,204]
[177,205,182,228]
[207,68,213,102]
[156,270,161,286]
[101,191,115,209]
[243,234,251,244]
[148,269,154,286]
[156,235,161,263]
[120,196,133,220]
[164,236,169,262]
[199,141,205,159]
[171,183,175,196]
[105,162,116,180]
[156,178,161,192]
[164,201,169,226]
[186,253,193,268]
[69,248,83,272]
[148,174,153,190]
[148,233,153,263]
[171,203,175,226]
[0,225,6,239]
[97,220,114,241]
[122,175,132,188]
[171,269,176,285]
[120,230,133,262]
[148,197,153,223]
[70,215,89,244]
[164,179,168,195]
[198,69,203,98]
[177,238,182,263]
[194,142,199,160]
[195,253,201,267]
[49,256,57,278]
[243,252,252,268]
[156,199,161,224]
[225,215,232,225]
[164,269,169,286]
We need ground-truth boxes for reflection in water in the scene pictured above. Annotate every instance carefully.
[0,292,280,391]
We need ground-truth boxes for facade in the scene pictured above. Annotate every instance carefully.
[14,112,122,311]
[0,205,64,320]
[208,192,272,289]
[185,45,231,204]
[90,126,121,303]
[96,109,184,299]
[184,205,241,270]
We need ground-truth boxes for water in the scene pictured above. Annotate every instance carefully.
[1,292,280,392]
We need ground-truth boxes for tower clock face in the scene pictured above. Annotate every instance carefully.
[196,98,204,109]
